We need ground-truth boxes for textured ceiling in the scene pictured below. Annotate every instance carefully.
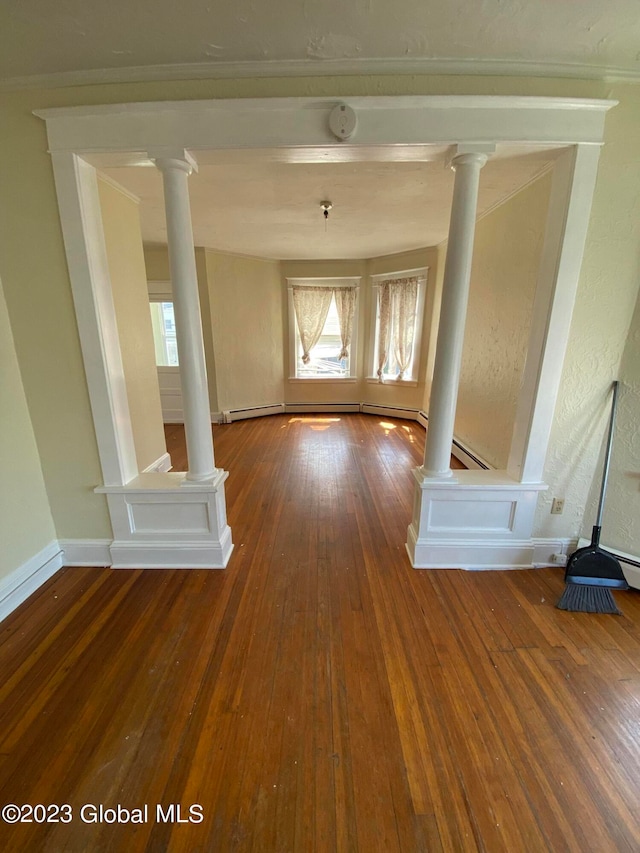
[103,148,556,260]
[2,0,640,85]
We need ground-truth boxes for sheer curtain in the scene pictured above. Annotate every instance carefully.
[390,277,418,379]
[292,286,333,364]
[377,276,419,380]
[334,287,357,361]
[376,282,391,381]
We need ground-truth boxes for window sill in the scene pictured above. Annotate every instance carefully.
[288,376,358,383]
[366,376,418,387]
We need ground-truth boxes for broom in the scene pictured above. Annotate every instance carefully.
[557,381,629,614]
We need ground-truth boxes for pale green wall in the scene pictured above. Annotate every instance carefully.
[195,248,220,413]
[0,278,56,580]
[455,171,552,468]
[0,74,638,549]
[98,178,166,472]
[143,245,171,281]
[206,250,284,412]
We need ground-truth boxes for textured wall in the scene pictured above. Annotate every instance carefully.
[455,171,551,467]
[581,291,640,556]
[98,178,166,472]
[206,250,284,412]
[0,279,56,579]
[533,84,640,541]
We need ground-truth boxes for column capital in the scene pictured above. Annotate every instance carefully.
[448,143,495,170]
[149,148,198,175]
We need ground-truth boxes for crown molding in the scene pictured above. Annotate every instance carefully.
[2,56,640,93]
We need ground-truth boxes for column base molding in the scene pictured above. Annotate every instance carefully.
[407,468,548,570]
[109,528,233,569]
[96,470,233,569]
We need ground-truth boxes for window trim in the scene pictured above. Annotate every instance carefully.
[287,276,361,380]
[148,297,179,367]
[367,266,428,384]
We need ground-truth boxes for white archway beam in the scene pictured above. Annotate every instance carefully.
[36,96,615,156]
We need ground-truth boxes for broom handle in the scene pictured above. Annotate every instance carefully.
[595,380,619,529]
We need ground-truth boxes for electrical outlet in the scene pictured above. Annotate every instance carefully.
[551,498,565,515]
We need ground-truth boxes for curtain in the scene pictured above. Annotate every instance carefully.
[376,282,391,381]
[333,287,357,361]
[390,277,419,379]
[292,286,333,364]
[377,276,419,380]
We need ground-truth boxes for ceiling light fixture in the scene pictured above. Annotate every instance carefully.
[320,201,333,220]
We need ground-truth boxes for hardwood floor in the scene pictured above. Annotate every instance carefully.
[1,413,639,852]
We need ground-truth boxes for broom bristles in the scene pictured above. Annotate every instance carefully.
[556,583,622,615]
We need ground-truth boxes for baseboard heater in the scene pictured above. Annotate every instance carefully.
[222,403,285,423]
[417,410,492,471]
[361,403,421,420]
[577,539,640,569]
[285,402,360,414]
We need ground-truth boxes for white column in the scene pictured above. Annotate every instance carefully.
[423,148,490,478]
[154,152,216,483]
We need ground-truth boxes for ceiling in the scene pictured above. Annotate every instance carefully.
[6,0,625,259]
[2,0,640,86]
[103,147,556,260]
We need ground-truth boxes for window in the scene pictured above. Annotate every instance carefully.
[371,269,427,383]
[288,279,359,379]
[149,301,179,366]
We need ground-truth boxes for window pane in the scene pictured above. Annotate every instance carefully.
[150,301,179,366]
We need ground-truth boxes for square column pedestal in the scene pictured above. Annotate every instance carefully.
[96,471,233,568]
[406,469,547,569]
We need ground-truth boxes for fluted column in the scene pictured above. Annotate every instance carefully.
[154,152,216,482]
[423,149,490,478]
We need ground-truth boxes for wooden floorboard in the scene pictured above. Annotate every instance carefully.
[0,413,639,851]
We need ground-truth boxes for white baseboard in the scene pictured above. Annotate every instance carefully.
[59,539,112,566]
[142,452,172,474]
[406,529,577,571]
[532,538,576,567]
[0,541,64,623]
